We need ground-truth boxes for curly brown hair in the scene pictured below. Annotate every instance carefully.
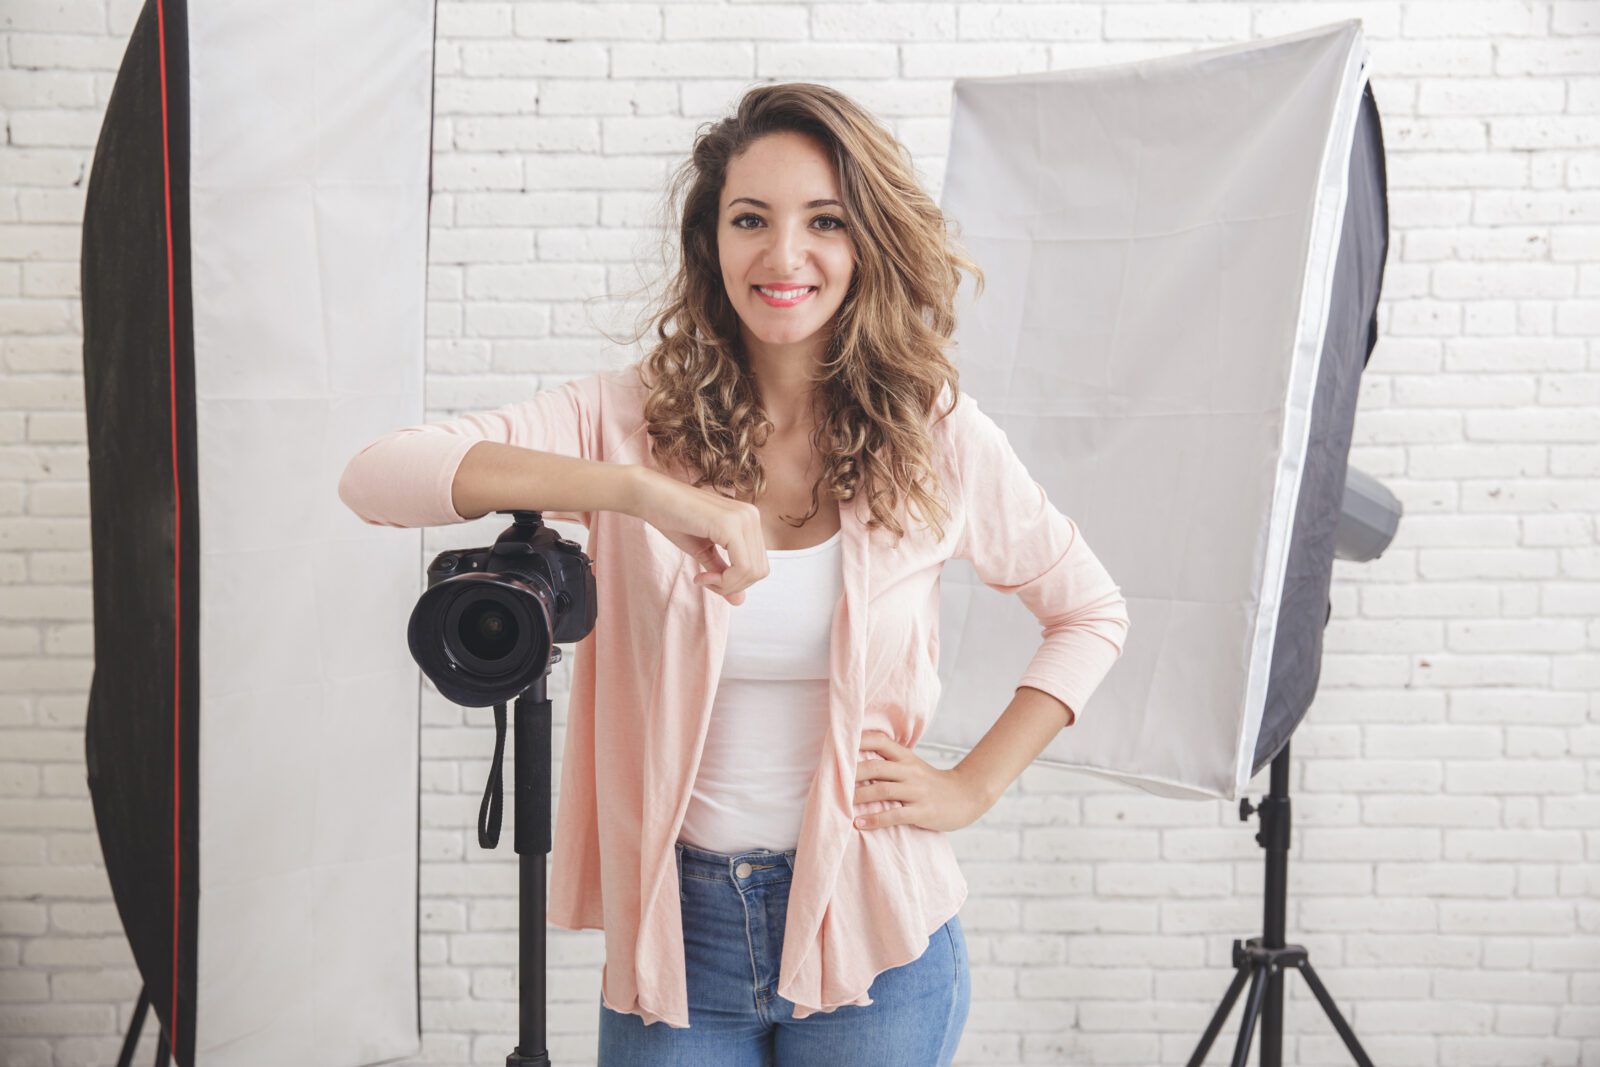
[607,81,986,545]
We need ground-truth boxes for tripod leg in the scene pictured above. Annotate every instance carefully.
[154,1027,170,1067]
[117,986,150,1067]
[1263,960,1283,1067]
[1295,960,1376,1067]
[1186,963,1253,1067]
[1229,965,1268,1067]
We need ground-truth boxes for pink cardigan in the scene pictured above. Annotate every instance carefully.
[338,362,1130,1028]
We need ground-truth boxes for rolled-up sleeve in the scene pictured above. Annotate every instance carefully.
[337,374,598,529]
[949,393,1130,722]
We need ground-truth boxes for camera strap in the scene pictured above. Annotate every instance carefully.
[477,700,508,849]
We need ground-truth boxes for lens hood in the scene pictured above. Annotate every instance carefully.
[408,571,556,707]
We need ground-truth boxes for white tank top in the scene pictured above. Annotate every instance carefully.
[678,526,844,855]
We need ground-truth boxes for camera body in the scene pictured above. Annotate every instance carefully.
[423,513,597,643]
[408,510,598,707]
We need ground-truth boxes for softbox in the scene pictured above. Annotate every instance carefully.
[80,0,433,1062]
[928,20,1390,800]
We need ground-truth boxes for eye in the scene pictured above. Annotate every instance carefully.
[729,213,848,232]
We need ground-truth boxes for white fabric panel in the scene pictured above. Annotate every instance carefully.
[188,0,433,1061]
[929,21,1371,801]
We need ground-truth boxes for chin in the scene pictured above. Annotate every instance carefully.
[753,326,818,346]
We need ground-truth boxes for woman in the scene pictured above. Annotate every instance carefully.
[339,82,1130,1066]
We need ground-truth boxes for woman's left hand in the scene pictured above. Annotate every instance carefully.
[853,731,991,833]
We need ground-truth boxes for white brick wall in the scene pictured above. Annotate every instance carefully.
[3,2,1598,1065]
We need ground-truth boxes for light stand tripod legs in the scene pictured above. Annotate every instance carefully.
[118,985,150,1067]
[1183,741,1376,1067]
[116,984,171,1067]
[1263,960,1284,1064]
[1189,964,1251,1066]
[1296,958,1374,1067]
[1230,964,1268,1067]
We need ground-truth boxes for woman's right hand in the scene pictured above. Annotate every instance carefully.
[629,467,769,605]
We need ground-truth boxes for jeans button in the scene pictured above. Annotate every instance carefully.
[735,862,753,879]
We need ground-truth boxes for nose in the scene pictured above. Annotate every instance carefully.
[763,221,807,274]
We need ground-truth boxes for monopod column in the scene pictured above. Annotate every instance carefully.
[509,678,553,1067]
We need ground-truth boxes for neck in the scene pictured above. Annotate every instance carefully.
[740,325,829,435]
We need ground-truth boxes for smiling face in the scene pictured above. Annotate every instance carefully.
[717,130,857,357]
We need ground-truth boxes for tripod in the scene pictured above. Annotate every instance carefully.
[1186,739,1375,1067]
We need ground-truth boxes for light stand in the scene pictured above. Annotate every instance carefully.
[1185,738,1375,1067]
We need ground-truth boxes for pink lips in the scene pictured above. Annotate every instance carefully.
[752,285,816,308]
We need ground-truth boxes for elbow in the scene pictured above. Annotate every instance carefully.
[336,458,369,523]
[336,448,394,527]
[336,464,359,518]
[1039,587,1131,656]
[1107,601,1132,659]
[1101,587,1132,656]
[1105,588,1132,654]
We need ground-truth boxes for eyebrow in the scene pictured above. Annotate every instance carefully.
[727,197,844,210]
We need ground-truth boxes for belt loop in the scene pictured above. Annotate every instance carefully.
[676,842,685,903]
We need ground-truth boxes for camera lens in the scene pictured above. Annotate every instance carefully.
[408,561,565,707]
[440,584,537,680]
[459,598,518,662]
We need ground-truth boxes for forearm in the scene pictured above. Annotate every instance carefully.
[451,441,643,521]
[953,684,1075,811]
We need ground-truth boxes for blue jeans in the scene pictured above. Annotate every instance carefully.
[598,839,971,1066]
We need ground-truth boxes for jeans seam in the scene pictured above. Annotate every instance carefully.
[737,881,766,1023]
[946,917,959,987]
[938,916,963,1066]
[682,872,733,885]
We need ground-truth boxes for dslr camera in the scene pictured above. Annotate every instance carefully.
[407,510,597,707]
